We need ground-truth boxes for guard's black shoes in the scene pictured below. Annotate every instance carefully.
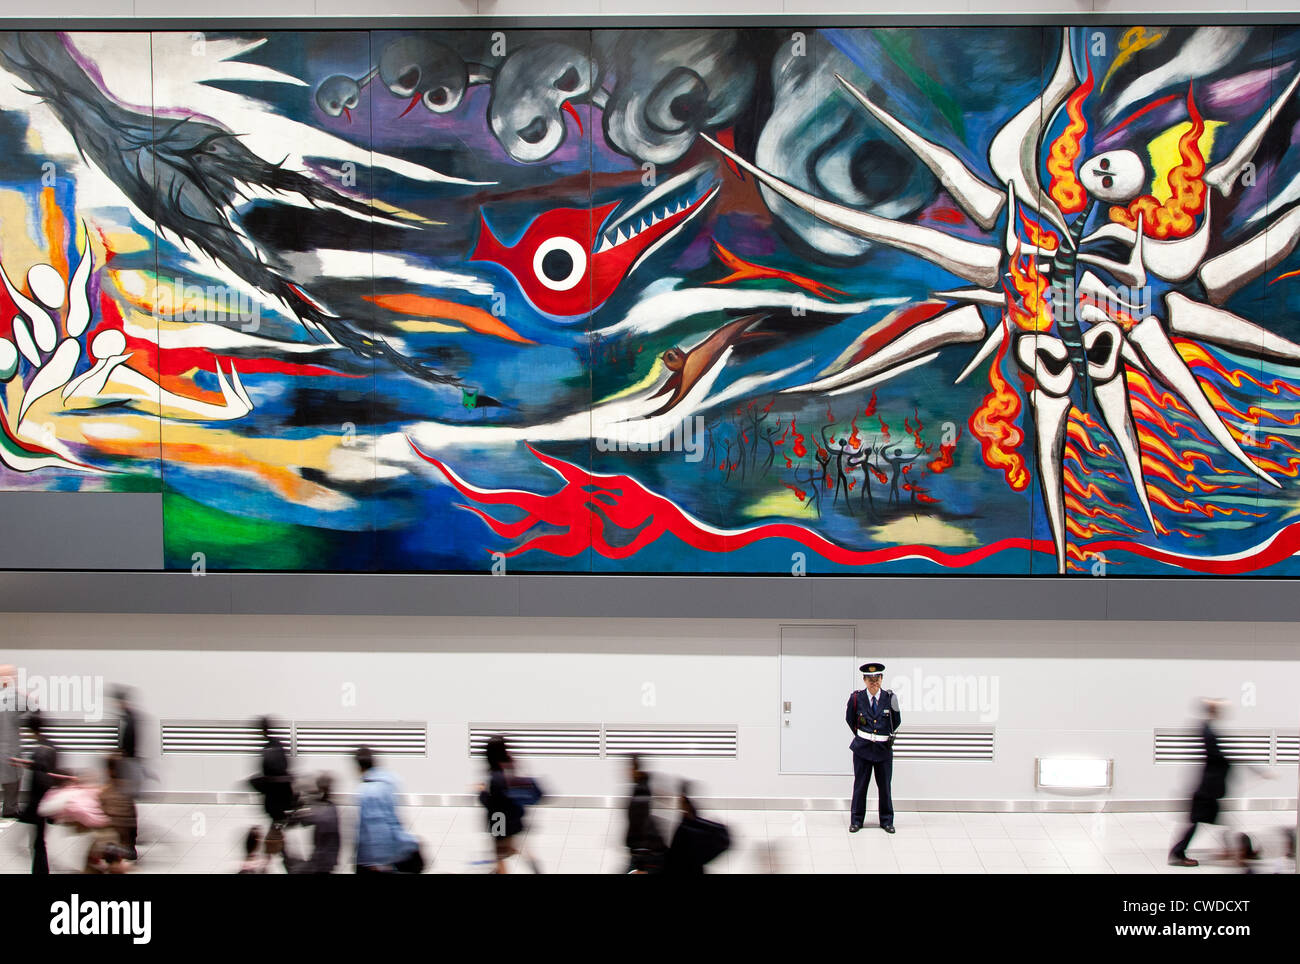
[1168,855,1197,867]
[883,826,896,834]
[849,824,862,833]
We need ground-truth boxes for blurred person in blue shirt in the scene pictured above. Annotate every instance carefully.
[353,746,422,873]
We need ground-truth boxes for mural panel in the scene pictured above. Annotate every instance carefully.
[3,24,1300,576]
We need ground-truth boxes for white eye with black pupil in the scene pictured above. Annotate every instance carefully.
[532,236,587,291]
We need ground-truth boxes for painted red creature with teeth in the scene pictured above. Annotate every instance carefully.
[470,185,719,317]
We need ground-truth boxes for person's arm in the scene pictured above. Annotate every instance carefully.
[889,691,902,733]
[846,693,858,734]
[384,788,405,839]
[1204,723,1227,767]
[383,783,415,857]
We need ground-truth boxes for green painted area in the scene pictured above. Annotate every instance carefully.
[872,29,967,141]
[162,491,329,570]
[100,472,161,493]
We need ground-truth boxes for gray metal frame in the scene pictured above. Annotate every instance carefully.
[3,570,1300,619]
[1,15,1300,28]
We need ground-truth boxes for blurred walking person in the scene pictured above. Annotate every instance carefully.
[478,736,543,874]
[1169,698,1231,867]
[238,827,267,874]
[14,711,66,874]
[249,716,297,867]
[0,665,20,819]
[623,754,665,874]
[111,687,143,858]
[287,773,341,874]
[354,746,423,873]
[87,755,136,873]
[664,781,730,875]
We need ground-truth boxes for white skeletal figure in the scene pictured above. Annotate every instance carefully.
[0,228,253,474]
[703,29,1300,573]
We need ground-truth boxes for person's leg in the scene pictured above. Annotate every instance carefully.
[850,753,871,829]
[492,836,512,874]
[1170,822,1198,862]
[124,804,138,860]
[874,758,894,830]
[518,833,542,873]
[31,820,48,875]
[1,780,18,818]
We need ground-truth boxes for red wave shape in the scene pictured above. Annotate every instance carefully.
[408,441,1300,576]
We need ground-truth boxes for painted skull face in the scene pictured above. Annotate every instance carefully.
[754,33,934,259]
[600,30,757,165]
[489,42,595,162]
[378,35,469,114]
[316,75,362,120]
[1080,150,1146,203]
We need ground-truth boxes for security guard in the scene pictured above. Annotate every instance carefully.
[845,662,900,833]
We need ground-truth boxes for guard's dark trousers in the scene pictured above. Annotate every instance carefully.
[851,755,893,828]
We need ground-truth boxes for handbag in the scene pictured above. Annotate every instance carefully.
[677,814,730,864]
[506,775,544,807]
[394,845,425,874]
[39,786,109,829]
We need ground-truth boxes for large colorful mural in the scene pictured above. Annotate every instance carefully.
[4,24,1300,575]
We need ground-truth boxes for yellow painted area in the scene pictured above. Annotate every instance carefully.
[1100,26,1167,93]
[742,487,809,519]
[0,189,111,291]
[4,378,23,420]
[109,269,246,320]
[88,425,352,509]
[4,385,157,458]
[869,516,979,548]
[1148,120,1223,202]
[371,198,443,226]
[393,319,465,334]
[0,190,52,272]
[100,230,150,255]
[595,357,666,405]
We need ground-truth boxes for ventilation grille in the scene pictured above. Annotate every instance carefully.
[1275,733,1298,766]
[469,724,739,759]
[296,722,426,757]
[1155,728,1279,765]
[604,727,738,758]
[161,721,293,755]
[19,720,118,754]
[893,726,995,761]
[469,726,602,758]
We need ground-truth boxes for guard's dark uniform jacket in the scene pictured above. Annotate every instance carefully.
[845,688,900,829]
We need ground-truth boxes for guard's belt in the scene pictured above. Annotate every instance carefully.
[856,730,891,742]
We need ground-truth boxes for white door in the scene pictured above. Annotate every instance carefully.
[779,625,856,774]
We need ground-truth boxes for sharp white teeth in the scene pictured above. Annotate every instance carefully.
[615,228,627,245]
[650,211,661,226]
[596,235,613,254]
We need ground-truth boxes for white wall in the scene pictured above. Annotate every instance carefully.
[3,612,1297,809]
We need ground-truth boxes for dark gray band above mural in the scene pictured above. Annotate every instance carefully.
[3,21,1300,579]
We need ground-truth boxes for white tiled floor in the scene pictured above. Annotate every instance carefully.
[0,806,1293,874]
